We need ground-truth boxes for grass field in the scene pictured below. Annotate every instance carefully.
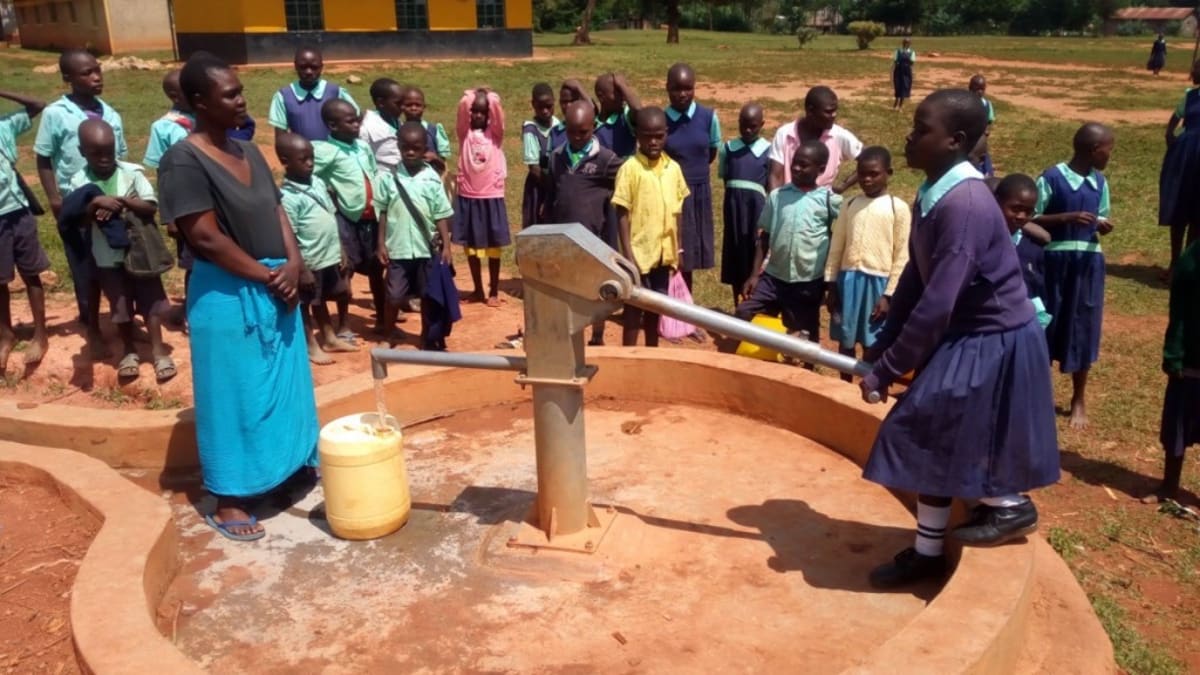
[1,29,1198,672]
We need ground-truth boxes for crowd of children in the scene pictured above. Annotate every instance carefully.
[5,44,1200,584]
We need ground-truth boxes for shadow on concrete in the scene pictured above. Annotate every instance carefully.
[408,486,938,596]
[728,498,942,598]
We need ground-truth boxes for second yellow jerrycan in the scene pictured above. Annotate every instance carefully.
[318,413,411,540]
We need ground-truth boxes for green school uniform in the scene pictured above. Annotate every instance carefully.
[420,120,452,159]
[65,161,155,269]
[281,175,343,271]
[34,95,127,194]
[313,136,379,222]
[143,110,194,169]
[374,163,453,261]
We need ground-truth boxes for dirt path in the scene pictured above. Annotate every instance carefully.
[0,477,100,673]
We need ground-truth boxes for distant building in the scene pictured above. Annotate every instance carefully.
[1107,7,1197,37]
[173,0,534,64]
[12,0,172,53]
[804,6,842,34]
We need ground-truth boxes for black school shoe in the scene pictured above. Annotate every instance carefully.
[868,547,948,589]
[952,500,1038,545]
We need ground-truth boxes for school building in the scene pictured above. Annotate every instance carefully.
[173,0,534,64]
[11,0,173,53]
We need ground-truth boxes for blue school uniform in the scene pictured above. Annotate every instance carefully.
[718,137,770,290]
[520,119,554,228]
[863,163,1059,498]
[1036,163,1108,373]
[549,122,568,154]
[1013,230,1051,329]
[1159,88,1200,229]
[595,107,637,159]
[665,102,720,271]
[267,80,358,142]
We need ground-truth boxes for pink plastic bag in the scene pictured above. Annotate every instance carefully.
[659,270,696,340]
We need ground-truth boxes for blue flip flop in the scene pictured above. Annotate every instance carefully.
[204,513,266,542]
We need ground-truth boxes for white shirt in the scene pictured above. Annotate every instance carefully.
[359,109,400,172]
[768,121,863,188]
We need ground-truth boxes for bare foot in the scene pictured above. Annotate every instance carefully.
[0,330,14,374]
[23,335,48,366]
[486,295,502,308]
[308,346,334,366]
[467,291,486,304]
[212,505,264,538]
[1069,401,1088,430]
[323,336,358,353]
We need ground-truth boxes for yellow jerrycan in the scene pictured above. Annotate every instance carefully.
[735,314,787,362]
[318,413,411,540]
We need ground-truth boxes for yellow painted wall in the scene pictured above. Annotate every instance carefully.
[506,0,532,29]
[242,0,285,33]
[173,0,245,33]
[324,0,396,31]
[428,0,475,30]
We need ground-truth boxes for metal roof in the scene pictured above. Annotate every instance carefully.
[1112,7,1195,21]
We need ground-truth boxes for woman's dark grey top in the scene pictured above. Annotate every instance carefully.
[158,139,286,261]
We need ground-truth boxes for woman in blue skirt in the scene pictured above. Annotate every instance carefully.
[1159,60,1200,278]
[664,63,721,294]
[1147,33,1167,76]
[891,38,915,111]
[860,90,1060,589]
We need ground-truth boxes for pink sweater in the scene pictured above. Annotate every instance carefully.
[456,90,506,199]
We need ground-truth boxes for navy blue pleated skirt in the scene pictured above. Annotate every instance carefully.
[679,180,715,271]
[720,187,765,288]
[521,173,545,230]
[1162,376,1200,458]
[452,196,511,249]
[1043,249,1104,373]
[1159,130,1200,228]
[863,319,1061,498]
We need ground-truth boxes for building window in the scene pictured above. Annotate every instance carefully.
[67,0,77,22]
[476,0,504,29]
[284,0,323,31]
[48,1,57,22]
[89,0,98,26]
[394,0,428,30]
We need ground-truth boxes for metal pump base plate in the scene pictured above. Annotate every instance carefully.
[503,503,619,554]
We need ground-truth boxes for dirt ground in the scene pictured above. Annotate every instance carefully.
[0,478,99,674]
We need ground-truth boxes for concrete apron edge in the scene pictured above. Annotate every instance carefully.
[0,442,202,674]
[0,349,1036,673]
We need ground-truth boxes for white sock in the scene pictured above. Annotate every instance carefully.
[980,494,1028,508]
[914,502,951,557]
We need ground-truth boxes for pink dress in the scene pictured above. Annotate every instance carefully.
[452,90,510,248]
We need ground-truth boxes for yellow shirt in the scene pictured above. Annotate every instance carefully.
[824,193,911,295]
[611,152,690,274]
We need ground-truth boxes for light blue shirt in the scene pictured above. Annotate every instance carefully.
[267,79,360,131]
[281,175,343,271]
[420,119,452,159]
[916,161,983,217]
[1034,162,1111,219]
[760,184,843,283]
[0,110,32,216]
[665,101,722,148]
[34,95,127,194]
[374,163,453,260]
[142,110,194,169]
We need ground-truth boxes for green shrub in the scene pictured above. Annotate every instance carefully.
[847,21,885,50]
